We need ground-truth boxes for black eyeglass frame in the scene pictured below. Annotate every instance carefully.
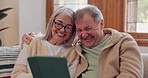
[54,21,73,32]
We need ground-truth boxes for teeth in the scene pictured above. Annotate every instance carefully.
[58,32,65,37]
[85,36,92,40]
[87,37,92,40]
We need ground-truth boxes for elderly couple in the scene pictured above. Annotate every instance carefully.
[11,4,143,78]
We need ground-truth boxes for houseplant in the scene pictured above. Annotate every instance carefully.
[0,8,12,46]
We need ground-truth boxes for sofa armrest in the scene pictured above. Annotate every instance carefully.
[0,45,20,78]
[141,53,148,78]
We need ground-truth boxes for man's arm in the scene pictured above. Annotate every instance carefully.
[117,34,143,78]
[21,32,35,48]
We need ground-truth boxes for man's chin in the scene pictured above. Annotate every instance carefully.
[83,43,93,48]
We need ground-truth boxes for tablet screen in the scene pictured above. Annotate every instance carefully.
[27,56,70,78]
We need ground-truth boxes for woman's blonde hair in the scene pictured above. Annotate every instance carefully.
[43,6,76,47]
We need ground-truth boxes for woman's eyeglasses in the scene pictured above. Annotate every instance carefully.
[54,21,73,32]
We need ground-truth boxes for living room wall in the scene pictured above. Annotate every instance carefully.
[0,0,46,46]
[19,0,46,44]
[0,0,19,46]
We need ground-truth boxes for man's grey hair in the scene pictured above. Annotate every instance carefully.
[75,4,103,23]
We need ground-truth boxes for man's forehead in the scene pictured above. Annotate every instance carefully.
[76,22,92,29]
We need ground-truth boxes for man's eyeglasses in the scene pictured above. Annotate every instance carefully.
[54,21,73,32]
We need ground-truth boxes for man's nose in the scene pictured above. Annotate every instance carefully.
[81,31,89,38]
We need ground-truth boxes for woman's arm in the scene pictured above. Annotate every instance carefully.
[11,44,33,78]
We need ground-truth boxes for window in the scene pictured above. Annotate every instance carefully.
[54,0,88,12]
[126,0,148,46]
[46,0,88,25]
[127,0,148,33]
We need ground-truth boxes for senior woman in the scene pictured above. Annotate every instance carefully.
[11,6,78,78]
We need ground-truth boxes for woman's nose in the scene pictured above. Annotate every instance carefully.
[59,27,65,32]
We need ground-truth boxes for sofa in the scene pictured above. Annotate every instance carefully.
[0,45,148,78]
[0,45,20,78]
[141,52,148,78]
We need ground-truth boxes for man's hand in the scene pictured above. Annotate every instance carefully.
[21,32,35,48]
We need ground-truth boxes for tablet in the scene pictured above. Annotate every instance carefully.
[27,56,70,78]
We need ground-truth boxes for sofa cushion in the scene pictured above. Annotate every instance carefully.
[141,53,148,78]
[0,45,20,78]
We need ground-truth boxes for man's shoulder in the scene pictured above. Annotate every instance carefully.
[120,32,134,39]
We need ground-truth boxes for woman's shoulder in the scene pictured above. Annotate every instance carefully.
[57,46,77,57]
[28,37,46,48]
[31,37,44,43]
